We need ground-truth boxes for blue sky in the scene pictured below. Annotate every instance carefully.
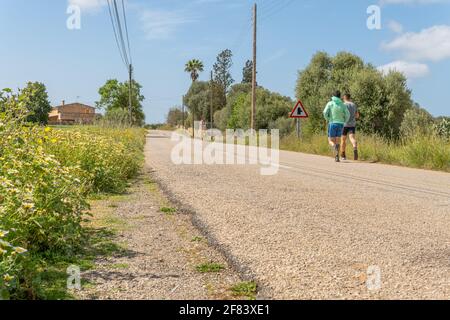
[1,0,449,123]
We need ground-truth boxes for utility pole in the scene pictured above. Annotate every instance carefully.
[182,95,185,129]
[210,70,214,129]
[251,3,257,130]
[128,64,133,125]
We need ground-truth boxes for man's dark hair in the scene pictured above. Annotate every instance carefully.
[333,90,341,98]
[344,93,351,99]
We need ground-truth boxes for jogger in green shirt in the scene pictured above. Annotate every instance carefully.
[323,91,350,162]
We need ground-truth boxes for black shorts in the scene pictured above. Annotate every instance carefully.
[343,127,356,136]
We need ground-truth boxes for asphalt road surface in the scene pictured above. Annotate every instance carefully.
[145,130,450,299]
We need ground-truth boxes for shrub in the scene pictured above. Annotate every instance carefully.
[269,117,295,138]
[0,88,146,299]
[1,90,88,297]
[45,126,145,194]
[400,106,435,138]
[434,118,450,140]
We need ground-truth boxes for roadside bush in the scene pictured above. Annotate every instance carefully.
[45,126,145,194]
[1,88,146,299]
[269,117,295,138]
[434,118,450,140]
[0,90,88,298]
[400,106,435,138]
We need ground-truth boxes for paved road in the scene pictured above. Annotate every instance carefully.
[145,130,450,299]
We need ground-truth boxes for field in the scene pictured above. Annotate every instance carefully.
[0,99,145,299]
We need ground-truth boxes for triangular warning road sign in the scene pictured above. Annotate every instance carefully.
[290,100,309,118]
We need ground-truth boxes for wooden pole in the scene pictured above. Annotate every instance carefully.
[210,70,213,129]
[251,3,257,130]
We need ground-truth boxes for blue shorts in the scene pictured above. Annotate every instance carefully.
[328,123,344,138]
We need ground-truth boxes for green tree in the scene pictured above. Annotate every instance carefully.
[20,82,52,125]
[185,59,204,82]
[184,80,226,124]
[218,83,252,129]
[100,108,130,127]
[400,104,435,138]
[295,52,333,133]
[242,60,253,84]
[96,79,145,127]
[166,107,187,127]
[184,81,210,122]
[213,49,234,92]
[296,51,414,138]
[227,87,292,130]
[213,49,234,111]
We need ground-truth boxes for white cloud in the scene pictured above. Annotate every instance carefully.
[378,60,430,79]
[68,0,107,12]
[140,10,196,40]
[388,20,403,33]
[383,25,450,62]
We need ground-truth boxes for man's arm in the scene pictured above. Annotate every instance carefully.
[344,105,351,124]
[323,103,331,122]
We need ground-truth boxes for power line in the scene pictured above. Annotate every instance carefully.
[112,0,130,67]
[121,0,132,65]
[106,0,132,69]
[259,0,295,22]
[106,0,134,124]
[107,0,127,67]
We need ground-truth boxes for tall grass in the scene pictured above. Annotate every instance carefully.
[281,132,450,172]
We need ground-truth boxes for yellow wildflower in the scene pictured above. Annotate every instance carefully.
[3,274,13,282]
[14,247,27,254]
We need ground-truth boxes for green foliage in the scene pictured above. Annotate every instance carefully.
[211,49,234,112]
[0,89,87,298]
[20,82,52,125]
[213,49,234,93]
[227,87,293,130]
[101,108,131,127]
[434,117,450,140]
[96,79,145,127]
[269,117,295,138]
[0,89,146,299]
[166,107,187,127]
[195,262,225,273]
[230,281,257,300]
[296,51,414,138]
[213,108,229,131]
[242,60,253,84]
[45,126,145,194]
[160,207,177,215]
[400,105,435,138]
[184,81,224,122]
[185,59,204,82]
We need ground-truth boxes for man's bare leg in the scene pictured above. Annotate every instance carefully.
[349,133,358,160]
[341,135,347,159]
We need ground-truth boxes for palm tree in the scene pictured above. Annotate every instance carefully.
[185,59,204,82]
[185,59,204,136]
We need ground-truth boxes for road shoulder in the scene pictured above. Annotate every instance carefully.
[77,169,254,300]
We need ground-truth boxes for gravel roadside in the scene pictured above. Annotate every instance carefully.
[77,171,249,300]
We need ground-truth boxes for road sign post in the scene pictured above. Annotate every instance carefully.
[290,100,308,139]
